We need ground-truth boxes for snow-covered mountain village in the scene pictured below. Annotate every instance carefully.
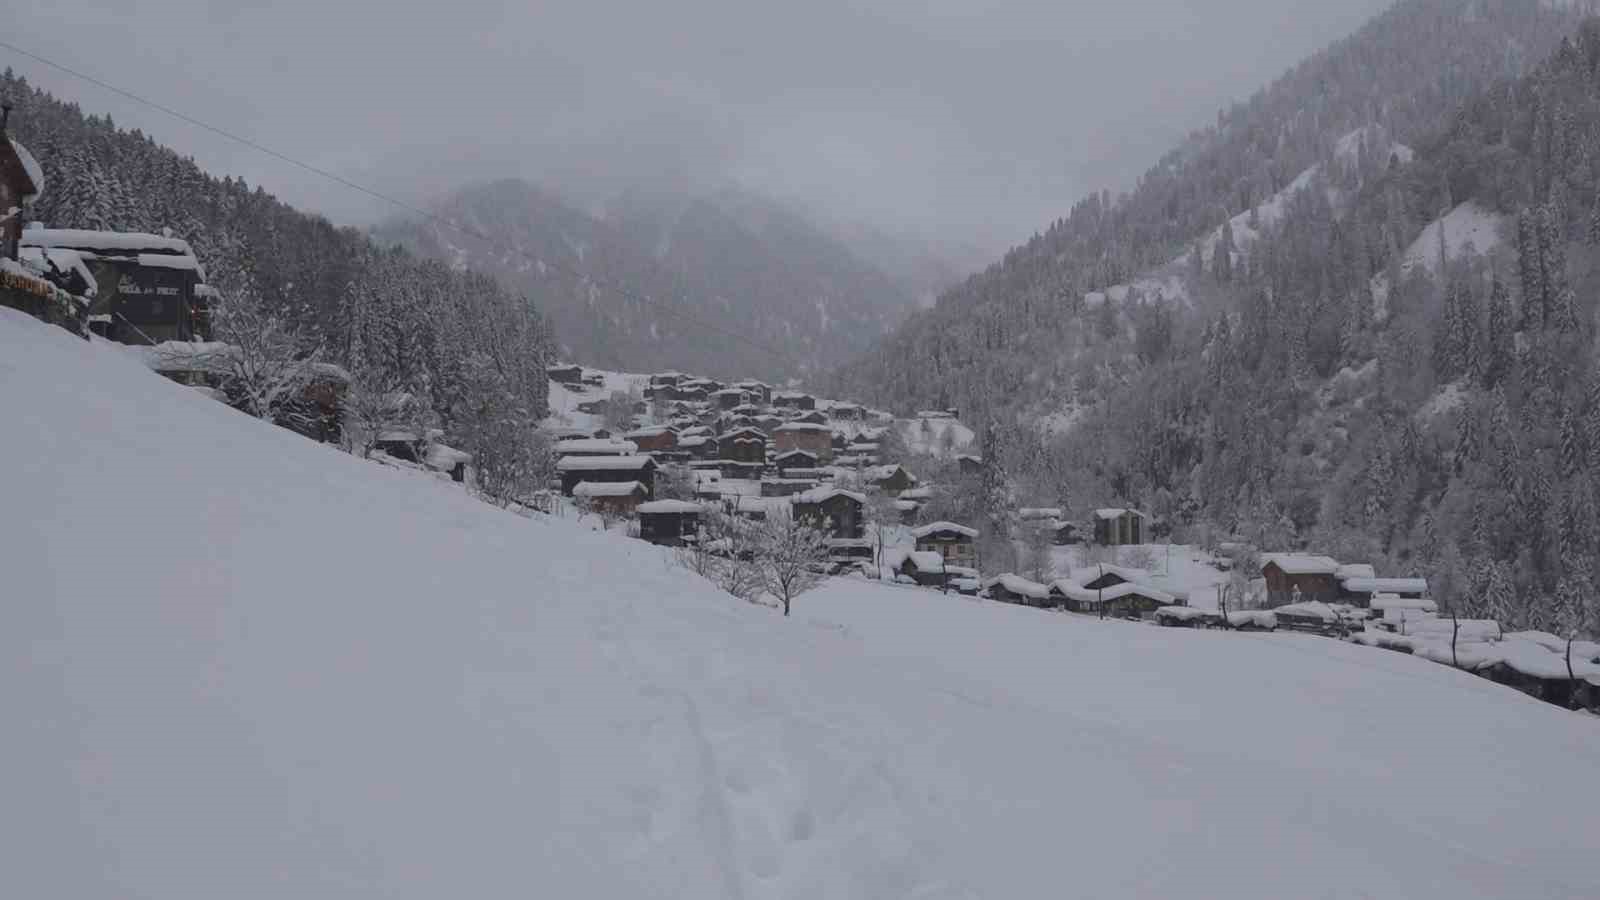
[7,1,1600,897]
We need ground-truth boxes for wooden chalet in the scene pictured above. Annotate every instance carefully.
[897,550,948,588]
[713,388,748,410]
[677,434,718,460]
[22,227,210,344]
[1261,555,1342,607]
[760,478,819,498]
[624,425,678,453]
[1340,574,1428,608]
[984,574,1051,607]
[556,455,657,498]
[792,487,865,539]
[911,521,978,569]
[717,427,767,464]
[734,381,772,404]
[1049,565,1175,618]
[796,410,829,425]
[555,438,639,458]
[957,454,983,475]
[773,421,834,462]
[1093,508,1147,546]
[637,500,704,546]
[0,104,45,261]
[774,391,816,410]
[573,480,648,517]
[867,464,916,494]
[546,363,585,385]
[774,449,819,475]
[826,537,875,574]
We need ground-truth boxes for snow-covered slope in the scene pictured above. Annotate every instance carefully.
[1372,201,1510,315]
[4,308,1599,898]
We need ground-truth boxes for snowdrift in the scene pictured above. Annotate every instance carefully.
[3,307,1599,898]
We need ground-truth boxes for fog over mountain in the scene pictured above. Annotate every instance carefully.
[6,0,1393,263]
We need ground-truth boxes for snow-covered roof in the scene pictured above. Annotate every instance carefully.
[1334,563,1376,580]
[9,138,43,201]
[677,436,711,448]
[1503,631,1600,660]
[1018,508,1063,521]
[1343,577,1428,594]
[21,227,194,256]
[573,480,646,498]
[911,521,978,539]
[1272,601,1341,621]
[556,455,656,472]
[137,252,206,279]
[1156,606,1212,621]
[794,487,866,506]
[1055,564,1151,589]
[624,425,674,439]
[899,486,934,501]
[983,573,1051,600]
[893,500,919,512]
[637,500,703,515]
[1369,595,1436,613]
[424,443,471,469]
[906,551,945,573]
[18,246,97,297]
[774,422,831,433]
[555,439,639,455]
[1262,554,1341,575]
[1093,508,1147,520]
[1049,578,1175,606]
[865,464,915,483]
[775,449,818,460]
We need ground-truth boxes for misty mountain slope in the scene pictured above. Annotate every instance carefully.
[377,180,915,382]
[6,307,1599,899]
[831,0,1587,418]
[892,17,1600,636]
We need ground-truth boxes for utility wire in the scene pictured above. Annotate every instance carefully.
[0,39,803,368]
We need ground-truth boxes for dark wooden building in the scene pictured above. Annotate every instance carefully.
[637,499,704,546]
[911,521,978,570]
[556,455,657,498]
[1092,508,1147,546]
[718,427,767,464]
[1261,555,1342,607]
[792,487,865,539]
[21,228,211,344]
[0,106,43,261]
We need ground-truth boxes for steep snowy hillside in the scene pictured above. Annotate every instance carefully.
[4,308,1599,898]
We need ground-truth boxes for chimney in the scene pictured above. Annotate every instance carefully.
[0,101,11,135]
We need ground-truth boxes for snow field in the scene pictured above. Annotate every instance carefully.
[3,308,1599,898]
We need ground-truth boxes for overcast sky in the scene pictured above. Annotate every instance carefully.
[8,0,1393,256]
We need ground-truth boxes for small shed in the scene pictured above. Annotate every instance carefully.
[898,550,948,589]
[638,500,704,546]
[1093,508,1147,546]
[1262,555,1342,607]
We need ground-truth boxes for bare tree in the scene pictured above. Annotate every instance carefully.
[865,489,901,569]
[190,278,324,425]
[602,389,639,433]
[655,463,696,501]
[1020,521,1055,584]
[678,508,762,602]
[753,512,831,616]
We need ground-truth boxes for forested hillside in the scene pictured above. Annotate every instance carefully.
[376,180,915,382]
[833,1,1600,636]
[2,68,554,486]
[833,0,1587,417]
